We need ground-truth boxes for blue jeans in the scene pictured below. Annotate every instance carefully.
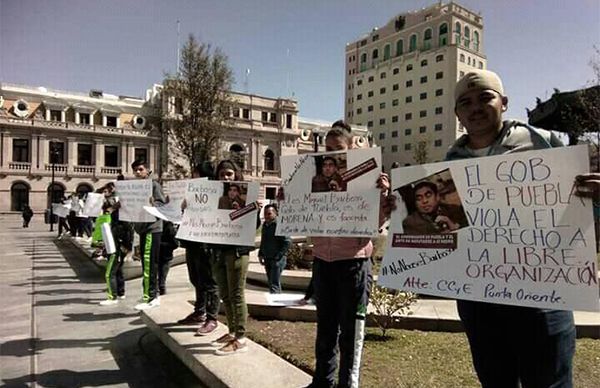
[264,257,286,293]
[457,300,575,388]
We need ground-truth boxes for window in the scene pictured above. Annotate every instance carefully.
[436,71,443,79]
[423,28,432,50]
[405,128,412,135]
[393,68,399,75]
[232,108,240,118]
[391,145,398,152]
[393,83,399,91]
[380,87,386,94]
[473,31,480,51]
[50,110,62,121]
[80,113,90,124]
[420,92,427,100]
[420,110,427,118]
[368,105,373,112]
[270,112,277,123]
[286,114,293,129]
[439,23,448,46]
[406,64,413,71]
[392,130,398,138]
[229,144,245,169]
[435,123,443,131]
[367,121,373,128]
[392,115,398,123]
[478,61,484,69]
[134,147,147,163]
[460,54,465,63]
[405,113,412,120]
[361,53,367,63]
[434,139,443,147]
[379,118,386,125]
[436,54,444,62]
[262,112,268,122]
[104,145,119,167]
[356,108,362,114]
[368,91,374,97]
[265,187,277,200]
[240,108,250,119]
[406,80,413,87]
[372,48,379,61]
[404,143,412,151]
[264,149,275,171]
[409,34,417,52]
[106,115,117,127]
[464,26,471,48]
[368,76,374,82]
[11,182,29,211]
[12,139,29,162]
[419,126,426,133]
[379,102,386,109]
[383,44,391,60]
[396,39,403,56]
[435,89,443,96]
[77,144,93,166]
[435,107,443,114]
[379,133,385,140]
[421,59,428,67]
[372,34,379,42]
[380,72,387,79]
[392,99,399,106]
[405,96,413,103]
[420,76,428,84]
[357,79,363,86]
[49,141,65,164]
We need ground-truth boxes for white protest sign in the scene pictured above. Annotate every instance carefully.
[176,180,259,246]
[276,147,381,237]
[378,145,599,312]
[115,179,156,223]
[164,179,190,209]
[52,203,70,218]
[143,203,183,224]
[82,193,104,217]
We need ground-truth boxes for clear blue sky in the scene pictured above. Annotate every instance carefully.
[1,0,598,122]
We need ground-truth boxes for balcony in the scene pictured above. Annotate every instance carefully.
[100,166,122,175]
[261,170,280,178]
[73,165,96,175]
[44,164,68,172]
[8,161,31,171]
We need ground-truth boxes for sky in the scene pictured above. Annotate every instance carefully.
[1,0,599,122]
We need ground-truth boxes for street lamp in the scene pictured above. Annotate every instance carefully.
[49,142,60,232]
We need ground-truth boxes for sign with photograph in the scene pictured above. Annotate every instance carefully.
[378,145,599,312]
[176,180,259,246]
[276,147,382,237]
[115,179,156,223]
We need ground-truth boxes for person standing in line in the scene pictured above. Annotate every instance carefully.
[177,162,221,335]
[446,69,575,388]
[130,159,166,311]
[258,204,291,294]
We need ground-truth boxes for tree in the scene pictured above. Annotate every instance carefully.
[162,35,234,177]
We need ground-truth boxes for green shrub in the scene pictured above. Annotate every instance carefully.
[369,284,417,338]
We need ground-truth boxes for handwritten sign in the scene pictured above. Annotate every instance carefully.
[82,193,104,217]
[276,147,381,237]
[176,180,259,246]
[378,145,599,312]
[115,179,155,223]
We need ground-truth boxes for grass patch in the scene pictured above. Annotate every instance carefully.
[245,317,600,388]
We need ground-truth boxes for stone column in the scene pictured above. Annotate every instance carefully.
[67,137,77,173]
[39,135,47,170]
[121,141,128,175]
[30,134,38,171]
[1,131,11,167]
[75,111,80,124]
[94,139,104,175]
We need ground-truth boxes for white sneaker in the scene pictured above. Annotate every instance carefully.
[99,299,118,306]
[118,295,126,300]
[134,298,160,311]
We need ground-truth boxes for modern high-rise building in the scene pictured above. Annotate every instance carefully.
[344,2,486,169]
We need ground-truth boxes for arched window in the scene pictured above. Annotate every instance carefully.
[454,21,461,45]
[464,26,471,48]
[11,182,30,211]
[396,39,403,56]
[423,28,432,50]
[383,44,391,60]
[473,31,480,52]
[47,182,65,208]
[264,149,275,171]
[409,34,417,52]
[76,183,94,197]
[460,54,465,63]
[439,23,448,46]
[229,144,245,169]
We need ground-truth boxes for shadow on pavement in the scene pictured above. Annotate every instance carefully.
[1,369,125,387]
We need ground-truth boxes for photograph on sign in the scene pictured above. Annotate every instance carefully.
[218,182,248,210]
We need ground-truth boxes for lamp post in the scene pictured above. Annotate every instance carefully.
[49,143,60,232]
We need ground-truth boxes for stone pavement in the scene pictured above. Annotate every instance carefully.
[0,214,204,387]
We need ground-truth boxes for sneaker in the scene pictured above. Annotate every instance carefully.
[178,312,206,325]
[215,338,248,356]
[117,295,126,300]
[195,320,218,335]
[134,298,160,311]
[99,299,118,306]
[210,333,235,347]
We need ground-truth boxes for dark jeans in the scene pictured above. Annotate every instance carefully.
[211,249,249,338]
[105,246,125,299]
[457,300,575,388]
[139,232,161,302]
[68,212,78,236]
[185,243,219,321]
[312,257,371,388]
[58,217,70,235]
[264,256,286,293]
[158,255,171,294]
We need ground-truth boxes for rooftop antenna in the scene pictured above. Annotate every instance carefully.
[176,20,181,76]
